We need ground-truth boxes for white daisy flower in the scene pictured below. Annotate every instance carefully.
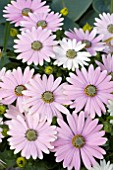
[53,38,91,71]
[107,100,113,124]
[89,159,113,170]
[94,13,113,44]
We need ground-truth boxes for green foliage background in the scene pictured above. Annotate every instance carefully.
[0,0,113,169]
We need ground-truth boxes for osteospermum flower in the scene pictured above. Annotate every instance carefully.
[20,12,64,32]
[65,28,104,56]
[7,114,57,159]
[22,74,71,122]
[64,64,113,118]
[5,105,24,120]
[89,159,113,170]
[53,112,107,170]
[14,27,57,65]
[107,100,113,124]
[53,38,91,71]
[0,67,34,112]
[96,54,113,75]
[94,13,113,44]
[3,0,50,27]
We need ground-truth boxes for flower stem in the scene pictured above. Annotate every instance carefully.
[110,0,113,14]
[3,22,10,53]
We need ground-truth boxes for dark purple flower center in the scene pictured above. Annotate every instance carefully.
[14,85,26,96]
[84,84,97,97]
[82,40,92,48]
[72,135,85,148]
[107,24,113,34]
[37,20,47,29]
[42,91,54,103]
[22,8,33,16]
[66,49,77,59]
[25,129,38,141]
[31,41,43,51]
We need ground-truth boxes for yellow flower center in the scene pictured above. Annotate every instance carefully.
[37,20,47,29]
[72,135,85,148]
[66,49,77,59]
[84,85,97,97]
[107,24,113,34]
[22,8,32,16]
[41,91,54,103]
[14,85,26,96]
[25,129,38,141]
[31,41,43,51]
[82,40,92,48]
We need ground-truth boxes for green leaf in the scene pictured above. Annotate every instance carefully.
[79,10,98,26]
[0,0,11,24]
[93,0,110,13]
[63,17,79,30]
[0,23,14,50]
[50,0,93,21]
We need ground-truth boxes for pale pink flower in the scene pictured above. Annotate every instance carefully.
[65,28,104,56]
[0,67,34,112]
[64,65,113,118]
[14,27,57,65]
[22,74,71,122]
[20,12,64,32]
[7,114,57,159]
[3,0,50,27]
[96,54,113,74]
[5,105,24,120]
[94,13,113,45]
[53,111,107,170]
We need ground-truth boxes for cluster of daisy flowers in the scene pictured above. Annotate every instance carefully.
[1,0,113,169]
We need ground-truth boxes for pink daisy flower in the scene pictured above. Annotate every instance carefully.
[7,114,57,159]
[65,28,104,56]
[3,0,50,27]
[94,13,113,44]
[64,64,113,118]
[53,111,107,170]
[14,27,57,65]
[103,42,113,54]
[0,67,34,112]
[20,12,64,32]
[5,105,24,120]
[96,54,113,74]
[22,74,71,122]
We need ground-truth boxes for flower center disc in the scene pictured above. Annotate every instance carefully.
[66,49,77,59]
[82,40,92,48]
[14,85,26,96]
[42,91,54,103]
[107,24,113,34]
[31,41,43,51]
[37,20,47,29]
[22,8,33,16]
[84,84,97,97]
[72,135,85,148]
[25,129,38,141]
